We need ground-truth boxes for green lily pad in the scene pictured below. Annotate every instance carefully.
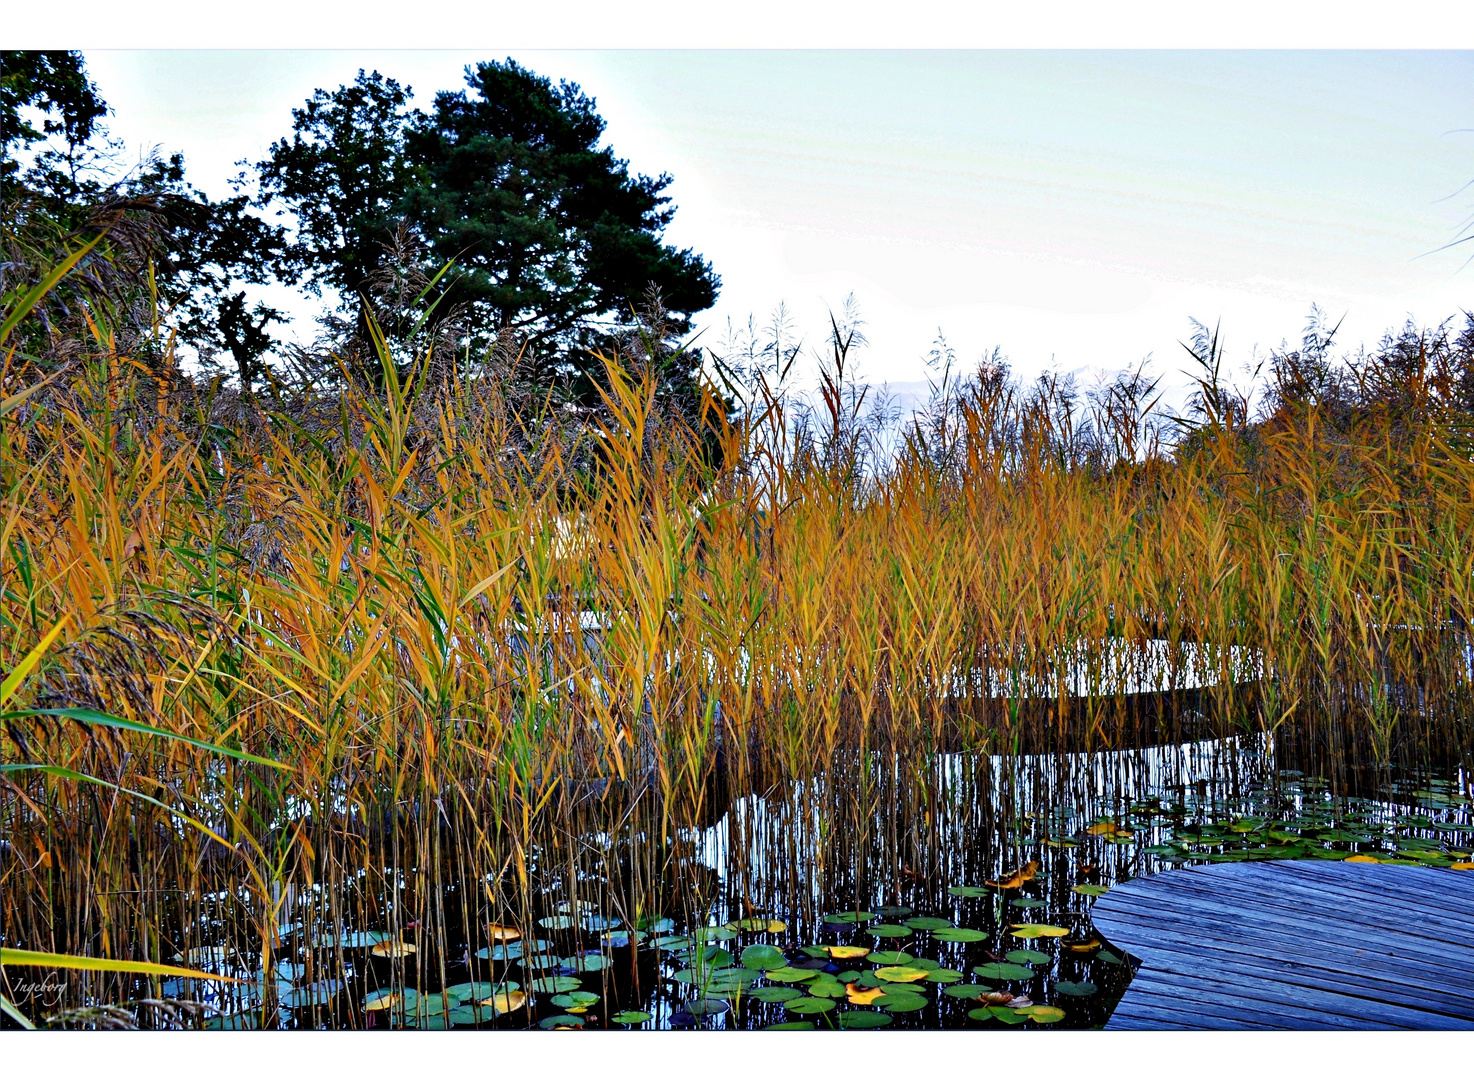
[583,915,621,931]
[878,992,928,1013]
[924,968,964,983]
[447,1006,481,1026]
[970,1005,1027,1024]
[868,924,912,938]
[405,1013,450,1029]
[652,934,692,951]
[530,976,581,993]
[932,927,987,943]
[948,885,990,898]
[838,1010,893,1028]
[748,986,804,1003]
[362,988,399,1009]
[875,966,930,983]
[689,997,730,1016]
[765,966,819,983]
[551,991,600,1009]
[1010,924,1070,939]
[784,997,835,1014]
[902,916,953,931]
[867,950,913,965]
[741,944,788,970]
[601,930,645,949]
[823,911,876,924]
[1005,949,1050,966]
[634,915,674,932]
[539,1014,584,1029]
[872,905,913,918]
[805,978,849,999]
[1056,980,1097,996]
[1096,950,1124,965]
[943,984,991,1000]
[1010,898,1047,909]
[694,926,737,942]
[612,1011,651,1024]
[766,1021,815,1030]
[564,953,607,972]
[973,962,1036,981]
[1072,884,1110,897]
[538,915,574,930]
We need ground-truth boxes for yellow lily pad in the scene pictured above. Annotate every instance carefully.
[874,966,929,983]
[1009,924,1070,939]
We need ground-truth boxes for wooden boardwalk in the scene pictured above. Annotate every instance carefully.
[1089,860,1474,1029]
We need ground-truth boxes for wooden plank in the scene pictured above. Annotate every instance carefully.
[1093,860,1474,1030]
[1203,862,1474,922]
[1092,928,1474,1016]
[1097,881,1474,956]
[1094,907,1474,996]
[1093,917,1474,1003]
[1096,894,1473,968]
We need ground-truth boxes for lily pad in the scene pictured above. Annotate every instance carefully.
[444,981,499,1001]
[823,911,876,924]
[740,944,788,970]
[973,962,1036,981]
[970,1005,1028,1025]
[361,989,399,1011]
[924,968,964,983]
[948,885,989,898]
[730,917,786,933]
[872,905,913,918]
[806,979,849,999]
[653,935,693,951]
[1010,923,1070,939]
[902,916,953,931]
[447,1006,481,1026]
[875,965,929,983]
[868,924,912,938]
[694,926,738,942]
[1072,884,1110,897]
[1005,949,1050,966]
[1096,950,1124,965]
[784,997,835,1015]
[1010,898,1047,909]
[838,1010,893,1028]
[766,1021,815,1030]
[1021,1004,1065,1023]
[612,1011,651,1024]
[1055,980,1097,996]
[943,984,991,1000]
[823,944,872,960]
[551,991,600,1009]
[537,915,574,930]
[564,953,608,972]
[689,997,730,1016]
[583,915,621,932]
[747,986,804,1003]
[867,950,913,965]
[539,1014,584,1029]
[530,976,581,993]
[635,916,675,932]
[765,966,819,983]
[931,927,987,943]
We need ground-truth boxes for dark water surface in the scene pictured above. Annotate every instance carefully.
[114,732,1470,1033]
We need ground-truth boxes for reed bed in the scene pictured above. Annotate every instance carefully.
[2,306,1472,1027]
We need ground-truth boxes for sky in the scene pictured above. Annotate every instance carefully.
[79,49,1474,408]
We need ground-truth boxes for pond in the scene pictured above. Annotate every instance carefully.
[109,730,1471,1033]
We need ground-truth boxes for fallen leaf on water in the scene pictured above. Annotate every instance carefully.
[982,991,1014,1005]
[1065,937,1102,953]
[824,945,871,960]
[371,940,416,958]
[986,861,1040,889]
[1344,854,1381,863]
[1449,862,1474,871]
[486,923,521,942]
[845,984,886,1005]
[479,989,527,1014]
